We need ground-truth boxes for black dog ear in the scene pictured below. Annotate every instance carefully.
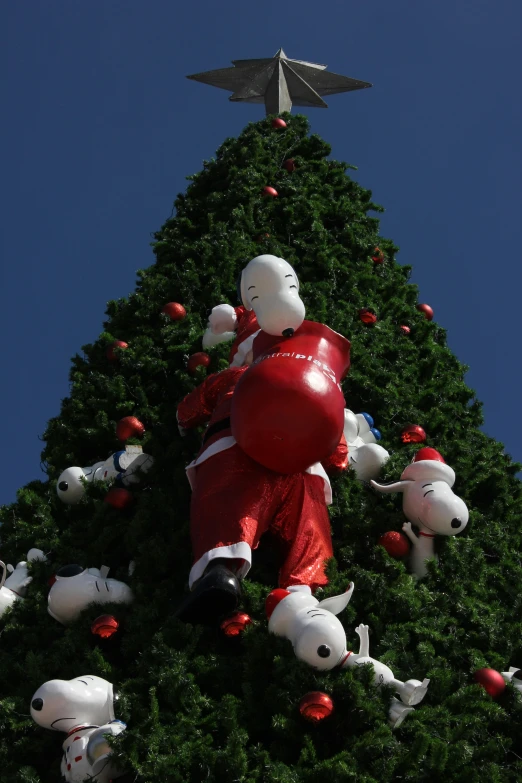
[512,669,522,681]
[56,564,84,578]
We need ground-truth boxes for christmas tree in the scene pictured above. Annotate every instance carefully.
[1,103,522,782]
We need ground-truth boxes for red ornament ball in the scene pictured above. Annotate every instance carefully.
[187,352,211,375]
[378,531,410,558]
[359,308,378,325]
[372,247,385,264]
[414,447,445,463]
[283,158,296,172]
[256,233,270,242]
[220,612,252,637]
[417,303,434,321]
[106,340,128,361]
[299,692,334,723]
[91,614,119,639]
[262,186,278,198]
[401,424,427,444]
[400,325,411,335]
[116,416,145,441]
[474,668,506,699]
[104,487,133,510]
[162,302,186,321]
[271,118,287,129]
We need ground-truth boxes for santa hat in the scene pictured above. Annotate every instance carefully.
[401,447,455,486]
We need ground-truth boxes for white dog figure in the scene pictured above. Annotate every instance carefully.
[57,446,154,505]
[266,586,429,728]
[0,548,46,618]
[239,254,305,337]
[48,564,133,625]
[343,410,390,481]
[371,448,469,579]
[502,667,522,694]
[202,303,237,349]
[30,675,126,783]
[342,624,430,728]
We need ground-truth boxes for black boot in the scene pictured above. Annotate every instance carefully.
[174,559,242,625]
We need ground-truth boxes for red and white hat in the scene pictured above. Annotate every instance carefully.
[401,447,455,486]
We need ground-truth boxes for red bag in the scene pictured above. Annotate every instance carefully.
[231,321,350,473]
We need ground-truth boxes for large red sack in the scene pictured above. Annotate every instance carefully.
[230,321,350,473]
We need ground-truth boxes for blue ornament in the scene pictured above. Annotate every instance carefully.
[370,428,381,441]
[361,413,374,428]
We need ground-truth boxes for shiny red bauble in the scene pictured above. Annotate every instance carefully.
[162,302,186,321]
[220,612,252,637]
[400,325,411,335]
[417,303,434,321]
[299,691,334,723]
[91,614,119,639]
[187,352,211,375]
[262,186,278,198]
[359,308,378,325]
[271,118,287,129]
[116,416,145,441]
[104,487,133,509]
[372,247,385,264]
[106,340,128,361]
[414,447,445,463]
[401,424,426,444]
[474,668,506,698]
[283,158,296,172]
[378,531,410,558]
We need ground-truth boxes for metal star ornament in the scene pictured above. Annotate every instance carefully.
[187,48,371,115]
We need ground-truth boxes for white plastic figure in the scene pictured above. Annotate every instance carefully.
[266,586,429,728]
[48,564,133,624]
[0,548,46,618]
[502,667,522,693]
[57,446,154,504]
[30,675,126,783]
[342,624,430,728]
[371,449,469,579]
[343,410,390,481]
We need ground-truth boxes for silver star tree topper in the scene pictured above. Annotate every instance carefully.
[187,48,371,115]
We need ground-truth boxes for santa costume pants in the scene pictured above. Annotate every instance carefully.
[188,444,333,591]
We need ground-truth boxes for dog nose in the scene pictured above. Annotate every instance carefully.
[58,481,68,491]
[317,645,331,658]
[282,327,294,338]
[451,518,462,529]
[31,698,44,711]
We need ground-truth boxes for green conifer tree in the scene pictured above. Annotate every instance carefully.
[1,114,522,783]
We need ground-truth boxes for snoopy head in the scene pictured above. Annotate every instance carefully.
[56,467,88,504]
[294,612,349,670]
[372,457,469,537]
[30,675,115,732]
[239,255,305,337]
[48,564,133,625]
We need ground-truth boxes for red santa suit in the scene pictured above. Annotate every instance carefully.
[178,366,348,592]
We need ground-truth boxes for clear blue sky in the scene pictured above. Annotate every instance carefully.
[1,0,521,505]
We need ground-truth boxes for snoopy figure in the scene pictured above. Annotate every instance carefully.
[48,564,133,625]
[343,410,390,481]
[30,674,126,782]
[56,446,154,505]
[0,548,46,618]
[371,447,469,579]
[201,253,305,354]
[266,585,429,728]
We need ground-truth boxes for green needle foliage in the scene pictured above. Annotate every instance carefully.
[1,114,521,782]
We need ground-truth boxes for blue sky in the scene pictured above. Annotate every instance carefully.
[1,0,521,505]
